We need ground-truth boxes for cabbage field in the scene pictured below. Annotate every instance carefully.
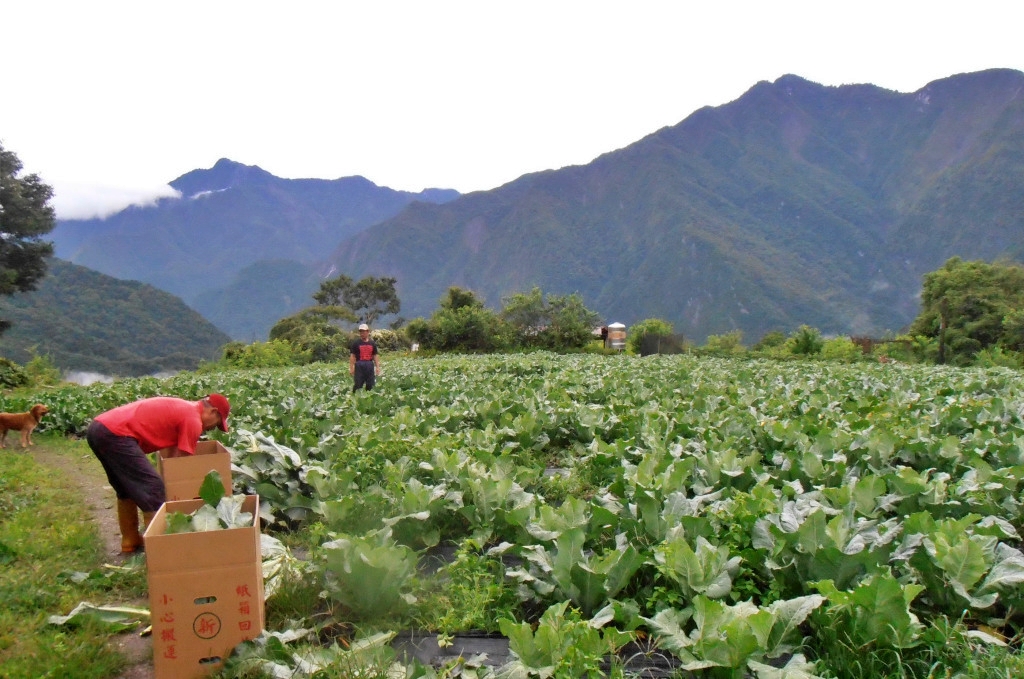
[19,353,1024,677]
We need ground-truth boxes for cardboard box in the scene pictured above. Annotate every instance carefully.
[144,495,264,679]
[158,440,233,501]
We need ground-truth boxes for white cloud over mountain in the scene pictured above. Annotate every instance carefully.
[52,181,180,220]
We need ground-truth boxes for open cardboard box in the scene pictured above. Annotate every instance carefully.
[144,494,264,679]
[157,440,232,501]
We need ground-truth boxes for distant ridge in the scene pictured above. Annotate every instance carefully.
[325,68,1024,341]
[52,159,459,338]
[45,69,1024,345]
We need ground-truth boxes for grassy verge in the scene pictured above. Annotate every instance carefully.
[0,435,148,679]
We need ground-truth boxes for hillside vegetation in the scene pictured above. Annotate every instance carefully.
[330,69,1024,342]
[0,259,230,376]
[45,69,1024,346]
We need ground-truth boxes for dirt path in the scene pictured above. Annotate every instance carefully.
[30,438,155,679]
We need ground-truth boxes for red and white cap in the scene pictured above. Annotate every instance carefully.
[207,393,231,432]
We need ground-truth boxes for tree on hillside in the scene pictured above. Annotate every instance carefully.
[908,257,1024,365]
[0,142,55,334]
[313,273,400,327]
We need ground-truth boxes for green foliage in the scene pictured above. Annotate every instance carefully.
[369,328,406,352]
[510,498,644,617]
[314,274,400,327]
[269,305,352,362]
[0,356,28,388]
[217,339,311,369]
[701,330,745,356]
[165,493,253,534]
[404,316,434,347]
[0,143,55,311]
[409,288,509,352]
[405,284,598,352]
[0,259,230,376]
[871,335,919,363]
[813,572,925,650]
[415,543,520,634]
[751,330,786,352]
[787,325,824,355]
[814,615,1024,679]
[1001,308,1024,352]
[440,286,485,311]
[625,318,676,355]
[18,354,1024,675]
[909,257,1024,365]
[500,601,633,679]
[1,438,146,679]
[501,287,545,331]
[973,346,1023,368]
[541,292,601,350]
[434,304,508,352]
[22,351,63,387]
[222,630,398,678]
[820,336,864,362]
[321,530,417,620]
[645,595,825,674]
[500,286,601,351]
[654,530,741,600]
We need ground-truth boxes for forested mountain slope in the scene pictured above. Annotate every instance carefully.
[328,68,1024,341]
[46,69,1024,344]
[0,259,231,377]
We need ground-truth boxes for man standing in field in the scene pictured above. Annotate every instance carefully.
[86,394,231,553]
[349,323,381,392]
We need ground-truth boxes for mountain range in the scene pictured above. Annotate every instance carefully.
[50,68,1024,346]
[53,160,459,339]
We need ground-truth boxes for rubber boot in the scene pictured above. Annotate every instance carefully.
[117,499,144,553]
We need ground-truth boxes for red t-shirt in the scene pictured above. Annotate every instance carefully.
[95,397,204,454]
[351,340,378,362]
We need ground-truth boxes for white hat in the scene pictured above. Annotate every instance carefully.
[358,323,369,330]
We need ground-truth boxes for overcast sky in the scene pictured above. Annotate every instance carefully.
[4,1,1023,219]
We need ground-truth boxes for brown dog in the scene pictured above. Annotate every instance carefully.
[0,403,49,448]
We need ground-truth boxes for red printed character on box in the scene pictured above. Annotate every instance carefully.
[236,582,256,634]
[153,594,180,663]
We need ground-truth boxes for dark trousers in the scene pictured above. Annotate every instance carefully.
[353,361,376,391]
[86,420,166,512]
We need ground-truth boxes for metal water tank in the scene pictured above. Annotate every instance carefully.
[606,322,626,351]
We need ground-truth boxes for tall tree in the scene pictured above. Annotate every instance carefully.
[440,286,485,311]
[0,143,55,334]
[500,286,599,350]
[908,257,1024,364]
[408,287,506,352]
[313,274,400,326]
